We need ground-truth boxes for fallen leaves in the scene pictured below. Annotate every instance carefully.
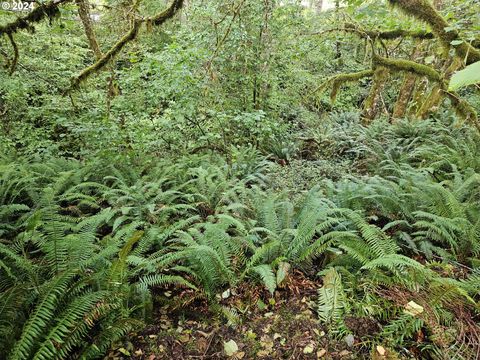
[404,301,424,316]
[303,344,315,354]
[224,339,239,357]
[317,348,327,357]
[376,345,386,356]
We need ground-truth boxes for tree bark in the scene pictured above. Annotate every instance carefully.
[75,0,102,60]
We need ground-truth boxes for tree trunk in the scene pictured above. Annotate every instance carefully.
[75,0,102,60]
[362,67,389,122]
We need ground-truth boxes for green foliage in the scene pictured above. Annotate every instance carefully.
[449,61,480,90]
[317,268,347,324]
[1,0,480,357]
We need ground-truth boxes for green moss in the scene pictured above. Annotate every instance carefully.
[363,66,389,121]
[317,70,374,103]
[445,92,479,129]
[417,57,462,118]
[378,29,434,40]
[342,23,434,40]
[373,54,441,82]
[70,0,184,89]
[388,0,480,64]
[0,0,64,36]
[7,33,18,75]
[393,74,417,118]
[71,20,142,89]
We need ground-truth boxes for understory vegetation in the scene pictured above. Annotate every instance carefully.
[1,0,480,359]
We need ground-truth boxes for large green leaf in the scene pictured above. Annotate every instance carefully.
[449,61,480,91]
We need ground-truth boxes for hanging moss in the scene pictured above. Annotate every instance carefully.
[0,0,66,36]
[0,0,65,68]
[388,0,480,64]
[328,70,374,102]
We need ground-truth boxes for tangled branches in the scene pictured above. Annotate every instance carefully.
[69,0,184,89]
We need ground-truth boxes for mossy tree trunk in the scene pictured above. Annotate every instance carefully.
[392,45,424,119]
[75,0,102,60]
[362,66,389,122]
[417,57,462,119]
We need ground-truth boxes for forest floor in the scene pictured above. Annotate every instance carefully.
[106,271,369,359]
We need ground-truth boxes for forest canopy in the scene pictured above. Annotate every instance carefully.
[1,0,480,358]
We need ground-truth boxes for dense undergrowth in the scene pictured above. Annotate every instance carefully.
[1,114,479,359]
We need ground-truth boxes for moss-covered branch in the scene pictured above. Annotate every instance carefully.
[446,92,479,129]
[313,24,434,41]
[70,0,183,89]
[372,54,477,126]
[311,69,374,102]
[388,0,480,64]
[376,29,434,40]
[0,0,69,36]
[343,23,434,40]
[329,70,374,101]
[7,33,18,75]
[372,54,441,82]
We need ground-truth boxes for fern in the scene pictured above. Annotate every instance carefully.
[317,268,347,325]
[249,264,276,295]
[9,269,77,360]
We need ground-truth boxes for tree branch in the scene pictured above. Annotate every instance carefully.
[0,0,69,36]
[372,54,478,126]
[7,33,18,75]
[69,0,184,90]
[388,0,480,64]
